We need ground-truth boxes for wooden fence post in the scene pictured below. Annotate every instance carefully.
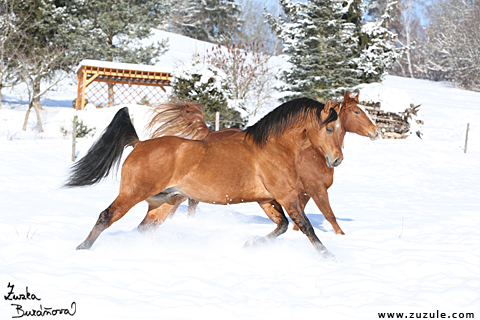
[215,112,220,131]
[464,123,469,154]
[72,115,77,161]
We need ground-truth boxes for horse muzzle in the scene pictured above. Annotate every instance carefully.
[368,128,382,141]
[326,154,343,168]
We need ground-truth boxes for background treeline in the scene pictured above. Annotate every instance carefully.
[1,0,479,115]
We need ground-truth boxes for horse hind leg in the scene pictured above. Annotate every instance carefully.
[138,203,177,233]
[76,194,140,250]
[187,198,199,217]
[244,200,289,247]
[138,192,181,233]
[167,196,188,219]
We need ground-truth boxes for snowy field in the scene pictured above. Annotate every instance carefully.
[1,31,480,319]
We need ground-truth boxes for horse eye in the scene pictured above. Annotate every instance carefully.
[326,127,333,134]
[354,110,361,114]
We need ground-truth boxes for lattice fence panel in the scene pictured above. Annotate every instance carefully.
[84,81,171,108]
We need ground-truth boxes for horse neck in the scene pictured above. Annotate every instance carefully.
[273,121,315,158]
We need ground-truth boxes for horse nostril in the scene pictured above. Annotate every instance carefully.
[333,157,342,167]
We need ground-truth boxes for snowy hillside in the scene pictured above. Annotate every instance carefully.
[1,30,480,319]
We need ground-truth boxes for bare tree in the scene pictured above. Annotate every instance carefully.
[379,0,428,79]
[235,0,282,55]
[16,42,72,132]
[425,0,480,90]
[206,42,276,116]
[394,0,421,78]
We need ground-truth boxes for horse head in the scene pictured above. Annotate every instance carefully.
[341,91,381,141]
[308,100,344,168]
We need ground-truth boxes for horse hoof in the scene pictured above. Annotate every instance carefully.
[244,237,270,248]
[137,223,159,234]
[321,249,335,260]
[243,240,253,248]
[76,241,92,250]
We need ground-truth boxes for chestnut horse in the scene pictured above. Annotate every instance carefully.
[147,92,380,235]
[65,98,343,257]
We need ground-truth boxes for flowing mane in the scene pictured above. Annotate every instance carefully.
[245,97,338,147]
[146,100,210,140]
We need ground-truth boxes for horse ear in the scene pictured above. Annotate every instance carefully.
[324,100,332,113]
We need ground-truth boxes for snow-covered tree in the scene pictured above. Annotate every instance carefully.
[171,53,246,129]
[266,0,360,100]
[169,0,243,45]
[353,0,404,83]
[367,0,427,79]
[172,41,276,126]
[266,0,404,99]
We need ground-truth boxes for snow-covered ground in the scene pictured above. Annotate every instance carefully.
[1,30,480,319]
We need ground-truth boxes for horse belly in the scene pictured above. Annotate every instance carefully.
[174,152,273,205]
[180,182,273,205]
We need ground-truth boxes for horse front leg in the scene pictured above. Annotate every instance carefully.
[310,187,344,235]
[292,192,310,231]
[277,193,334,259]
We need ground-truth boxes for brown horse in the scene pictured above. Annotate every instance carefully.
[147,92,380,235]
[65,98,343,257]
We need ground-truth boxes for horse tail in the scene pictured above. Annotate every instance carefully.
[64,107,139,188]
[146,100,211,140]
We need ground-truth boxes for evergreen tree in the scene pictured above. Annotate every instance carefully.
[59,0,170,64]
[0,0,24,109]
[266,0,360,100]
[169,0,243,45]
[352,0,403,82]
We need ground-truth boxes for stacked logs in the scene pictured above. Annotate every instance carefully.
[360,101,423,139]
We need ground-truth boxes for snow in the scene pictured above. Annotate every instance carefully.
[1,30,480,319]
[358,81,414,113]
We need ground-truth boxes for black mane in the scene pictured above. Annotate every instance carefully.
[245,97,338,147]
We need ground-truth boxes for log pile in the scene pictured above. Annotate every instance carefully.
[360,101,423,139]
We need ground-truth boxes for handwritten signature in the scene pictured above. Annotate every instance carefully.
[4,282,76,318]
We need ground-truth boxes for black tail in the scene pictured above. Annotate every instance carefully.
[64,107,139,187]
